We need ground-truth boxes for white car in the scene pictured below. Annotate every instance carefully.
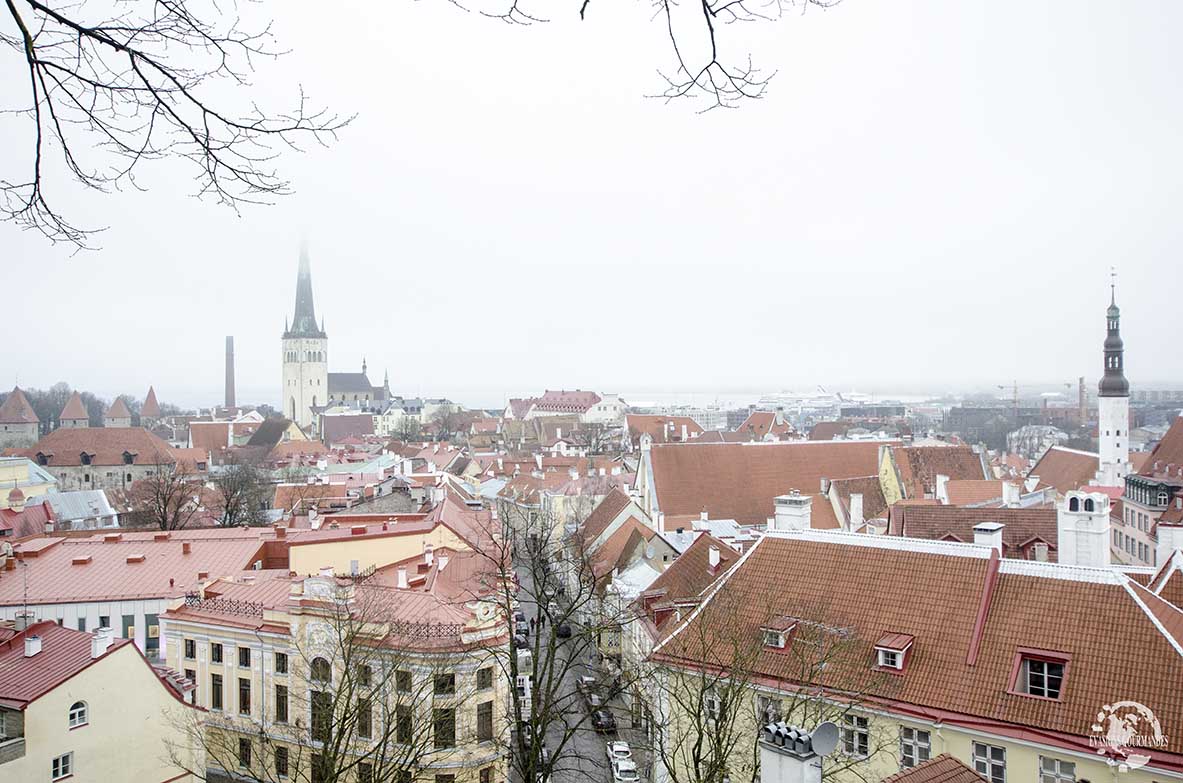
[606,741,632,763]
[612,759,639,783]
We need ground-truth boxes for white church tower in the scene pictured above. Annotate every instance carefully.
[1056,490,1112,567]
[1096,277,1130,487]
[281,246,328,430]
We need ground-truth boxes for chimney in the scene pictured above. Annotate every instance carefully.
[772,491,812,531]
[935,474,951,504]
[1001,481,1020,508]
[274,525,286,539]
[1057,491,1111,568]
[973,522,1004,554]
[397,567,408,588]
[91,627,114,659]
[24,635,42,657]
[708,545,721,571]
[849,493,864,531]
[424,543,434,567]
[700,507,709,522]
[438,553,449,572]
[819,477,830,495]
[1157,523,1183,569]
[225,336,236,409]
[681,424,689,442]
[759,722,826,783]
[1033,542,1050,562]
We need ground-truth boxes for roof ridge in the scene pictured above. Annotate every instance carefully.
[1124,580,1183,659]
[765,528,994,559]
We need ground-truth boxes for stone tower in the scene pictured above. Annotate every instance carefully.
[1096,277,1130,487]
[281,246,328,430]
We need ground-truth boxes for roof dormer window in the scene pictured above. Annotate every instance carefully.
[763,629,786,648]
[36,453,49,466]
[873,632,914,673]
[1010,649,1069,700]
[122,451,135,465]
[80,452,93,466]
[760,616,797,650]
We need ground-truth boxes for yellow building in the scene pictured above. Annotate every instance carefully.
[646,529,1183,783]
[0,620,201,782]
[0,456,57,510]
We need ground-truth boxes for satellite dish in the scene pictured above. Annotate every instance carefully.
[810,721,840,756]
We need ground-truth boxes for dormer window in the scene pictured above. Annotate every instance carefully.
[763,629,786,649]
[1011,649,1068,700]
[760,617,797,649]
[36,453,49,466]
[873,632,914,672]
[80,452,93,466]
[122,451,135,465]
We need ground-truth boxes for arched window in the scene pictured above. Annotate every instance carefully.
[68,701,87,727]
[311,657,331,683]
[1084,498,1095,512]
[1068,497,1079,512]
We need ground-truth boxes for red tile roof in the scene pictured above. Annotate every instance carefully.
[579,489,635,543]
[648,441,893,525]
[829,475,889,522]
[627,415,704,444]
[59,391,89,422]
[104,396,132,420]
[654,532,1183,760]
[533,389,602,413]
[24,427,177,467]
[0,387,39,425]
[1028,447,1098,495]
[1141,416,1183,476]
[141,386,161,419]
[735,410,795,439]
[808,420,853,441]
[944,479,1006,506]
[0,621,132,708]
[881,754,984,783]
[890,505,1058,560]
[644,533,739,610]
[892,445,987,500]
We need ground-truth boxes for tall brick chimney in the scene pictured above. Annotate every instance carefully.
[225,335,236,410]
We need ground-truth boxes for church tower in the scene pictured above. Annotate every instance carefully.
[281,246,328,430]
[1096,277,1130,486]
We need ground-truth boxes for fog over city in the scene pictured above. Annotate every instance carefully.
[3,1,1181,409]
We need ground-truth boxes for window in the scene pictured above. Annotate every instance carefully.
[877,649,902,669]
[434,707,456,748]
[185,669,196,702]
[434,672,455,695]
[68,700,88,727]
[211,643,223,664]
[396,705,413,743]
[98,614,109,629]
[184,638,196,659]
[239,647,251,668]
[436,775,456,783]
[841,714,869,757]
[239,677,251,715]
[275,746,289,778]
[1017,656,1065,699]
[359,762,374,783]
[396,670,412,692]
[311,656,332,683]
[762,629,786,648]
[480,768,493,783]
[238,737,252,768]
[1039,756,1075,783]
[275,652,288,674]
[52,752,73,780]
[311,690,332,743]
[899,727,930,768]
[276,684,289,723]
[357,664,372,687]
[211,673,224,710]
[358,697,373,738]
[756,695,782,724]
[77,617,86,632]
[704,690,721,721]
[973,742,1006,783]
[477,666,493,690]
[477,700,494,741]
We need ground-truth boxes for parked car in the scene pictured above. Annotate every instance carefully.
[576,675,598,695]
[513,609,526,624]
[605,741,632,762]
[585,693,605,710]
[555,623,573,638]
[514,633,529,649]
[591,709,617,733]
[611,759,639,783]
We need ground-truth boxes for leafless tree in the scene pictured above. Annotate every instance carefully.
[211,453,270,526]
[2,0,349,247]
[125,452,208,530]
[467,498,640,783]
[644,596,901,783]
[565,422,624,456]
[169,580,483,783]
[393,416,423,443]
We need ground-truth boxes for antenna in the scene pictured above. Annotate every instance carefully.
[810,721,840,756]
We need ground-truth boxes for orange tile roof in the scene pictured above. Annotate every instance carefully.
[579,488,634,543]
[648,441,894,525]
[654,532,1183,761]
[881,754,983,783]
[0,387,39,425]
[944,479,1005,506]
[644,533,739,609]
[24,427,177,467]
[104,396,132,420]
[628,415,705,444]
[1141,416,1183,475]
[140,387,161,419]
[59,391,89,422]
[1028,446,1098,495]
[829,475,889,521]
[735,410,795,439]
[892,445,986,499]
[890,505,1058,560]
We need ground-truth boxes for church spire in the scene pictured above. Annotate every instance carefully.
[1099,269,1128,398]
[285,244,326,338]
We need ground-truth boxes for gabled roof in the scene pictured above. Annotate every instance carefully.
[1140,416,1183,476]
[892,445,986,499]
[829,475,889,522]
[735,410,794,439]
[890,505,1058,559]
[0,498,54,538]
[627,415,704,444]
[104,396,133,420]
[0,387,39,425]
[808,420,853,441]
[1150,549,1183,609]
[654,530,1183,760]
[60,391,89,422]
[140,387,161,419]
[881,754,983,783]
[1029,446,1098,495]
[944,479,1006,506]
[580,488,634,544]
[327,372,374,393]
[0,621,132,709]
[643,532,739,610]
[24,427,177,467]
[647,441,893,525]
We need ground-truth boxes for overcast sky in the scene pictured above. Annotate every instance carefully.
[2,1,1181,410]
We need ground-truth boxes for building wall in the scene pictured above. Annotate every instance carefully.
[287,525,471,576]
[0,459,55,509]
[0,422,39,449]
[5,642,199,782]
[282,336,329,430]
[43,462,166,492]
[879,449,904,506]
[0,598,169,656]
[1098,395,1130,485]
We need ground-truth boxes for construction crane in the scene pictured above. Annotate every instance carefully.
[997,381,1074,419]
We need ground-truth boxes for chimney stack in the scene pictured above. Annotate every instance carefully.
[91,627,114,658]
[708,545,721,571]
[397,567,408,588]
[849,493,864,531]
[225,336,236,410]
[25,635,42,657]
[438,553,449,572]
[772,491,812,531]
[973,522,1005,554]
